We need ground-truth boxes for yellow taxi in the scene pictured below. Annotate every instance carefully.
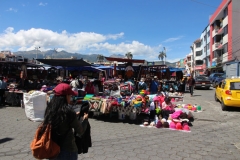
[215,77,240,111]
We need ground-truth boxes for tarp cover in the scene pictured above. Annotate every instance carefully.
[36,59,92,67]
[104,57,145,63]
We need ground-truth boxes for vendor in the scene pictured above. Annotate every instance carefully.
[161,97,175,119]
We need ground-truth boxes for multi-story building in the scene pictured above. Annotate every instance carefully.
[184,52,193,76]
[209,0,240,68]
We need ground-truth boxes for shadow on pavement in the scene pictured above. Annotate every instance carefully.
[89,112,147,125]
[193,95,201,97]
[226,107,240,112]
[0,138,14,144]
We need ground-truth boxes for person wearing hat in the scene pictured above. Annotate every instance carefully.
[138,78,147,93]
[149,76,160,94]
[39,83,88,159]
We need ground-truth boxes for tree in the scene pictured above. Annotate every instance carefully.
[125,52,133,59]
[97,54,104,64]
[158,51,166,64]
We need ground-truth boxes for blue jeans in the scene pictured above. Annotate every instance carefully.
[50,149,78,160]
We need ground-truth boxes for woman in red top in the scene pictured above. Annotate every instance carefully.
[85,82,95,94]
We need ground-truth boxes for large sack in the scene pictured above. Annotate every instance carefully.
[24,91,47,122]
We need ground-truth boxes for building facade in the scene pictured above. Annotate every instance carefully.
[188,0,240,76]
[209,0,240,67]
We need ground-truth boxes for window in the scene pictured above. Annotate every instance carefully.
[207,43,210,50]
[230,82,240,90]
[195,60,203,65]
[223,43,228,53]
[207,31,210,37]
[196,51,202,56]
[223,25,228,36]
[196,42,201,48]
[223,7,228,18]
[204,46,206,52]
[204,35,207,41]
[222,80,226,89]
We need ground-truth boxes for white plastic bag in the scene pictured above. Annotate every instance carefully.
[24,91,47,122]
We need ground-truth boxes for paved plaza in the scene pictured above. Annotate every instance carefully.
[0,88,240,160]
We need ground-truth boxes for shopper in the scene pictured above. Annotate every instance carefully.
[138,78,147,92]
[187,76,195,97]
[39,83,88,160]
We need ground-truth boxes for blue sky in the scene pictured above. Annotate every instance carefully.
[0,0,222,62]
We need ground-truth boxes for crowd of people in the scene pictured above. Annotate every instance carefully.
[135,75,196,96]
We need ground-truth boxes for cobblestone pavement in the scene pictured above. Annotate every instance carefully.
[0,88,240,160]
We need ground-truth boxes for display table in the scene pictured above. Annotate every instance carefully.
[168,96,184,102]
[5,91,24,106]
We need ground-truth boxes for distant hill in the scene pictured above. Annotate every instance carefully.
[13,50,176,67]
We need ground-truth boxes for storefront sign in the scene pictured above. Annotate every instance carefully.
[195,66,203,70]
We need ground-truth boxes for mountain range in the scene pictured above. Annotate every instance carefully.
[13,50,176,67]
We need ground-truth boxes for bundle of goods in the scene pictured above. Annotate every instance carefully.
[24,91,47,122]
[120,81,135,96]
[140,109,193,132]
[103,80,119,96]
[175,104,202,112]
[168,92,183,97]
[131,95,143,108]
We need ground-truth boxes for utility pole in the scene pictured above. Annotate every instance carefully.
[190,45,195,77]
[35,46,40,59]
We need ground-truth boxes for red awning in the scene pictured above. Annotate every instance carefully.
[104,57,145,63]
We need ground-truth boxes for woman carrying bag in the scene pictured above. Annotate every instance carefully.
[39,83,89,160]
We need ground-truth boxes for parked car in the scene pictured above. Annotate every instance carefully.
[194,76,211,89]
[214,77,240,111]
[208,73,224,83]
[212,73,226,88]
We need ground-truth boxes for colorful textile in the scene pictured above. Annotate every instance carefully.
[89,100,102,112]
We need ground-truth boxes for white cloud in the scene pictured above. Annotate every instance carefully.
[6,8,17,12]
[0,27,165,60]
[39,2,48,6]
[163,36,183,43]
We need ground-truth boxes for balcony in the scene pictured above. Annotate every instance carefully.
[215,41,223,50]
[216,56,223,64]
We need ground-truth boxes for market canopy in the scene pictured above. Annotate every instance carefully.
[104,57,145,63]
[36,59,92,67]
[66,66,103,72]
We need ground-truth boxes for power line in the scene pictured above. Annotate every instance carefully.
[190,0,240,13]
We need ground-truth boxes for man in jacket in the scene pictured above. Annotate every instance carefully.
[150,76,160,94]
[138,78,147,93]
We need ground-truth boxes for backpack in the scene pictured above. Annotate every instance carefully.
[30,124,60,159]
